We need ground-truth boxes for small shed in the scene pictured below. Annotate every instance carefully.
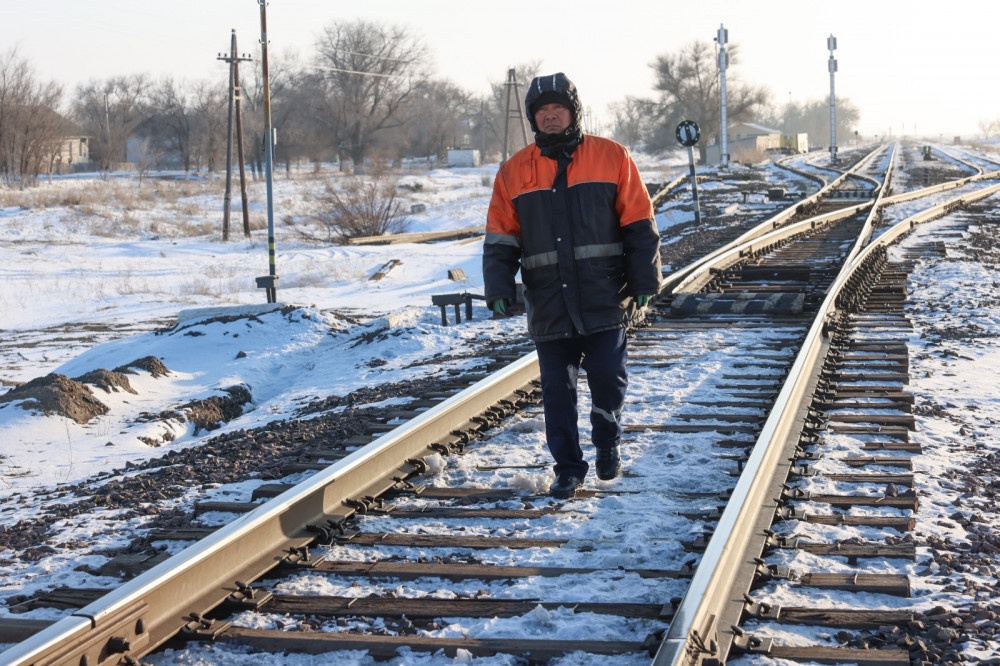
[447,148,480,168]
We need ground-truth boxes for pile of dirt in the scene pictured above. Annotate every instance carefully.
[181,385,253,434]
[116,356,170,378]
[0,356,170,424]
[0,374,109,424]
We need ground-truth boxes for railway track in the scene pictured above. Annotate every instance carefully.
[3,144,1000,665]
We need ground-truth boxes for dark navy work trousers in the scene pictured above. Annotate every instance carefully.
[534,327,628,479]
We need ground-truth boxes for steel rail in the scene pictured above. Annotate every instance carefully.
[0,143,898,666]
[652,158,1000,665]
[0,353,542,666]
[660,145,885,297]
[880,168,1000,207]
[667,200,872,296]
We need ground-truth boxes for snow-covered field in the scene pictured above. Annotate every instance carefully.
[4,147,1000,664]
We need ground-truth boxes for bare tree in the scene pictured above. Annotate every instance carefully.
[0,48,67,186]
[147,76,193,170]
[978,118,999,141]
[757,96,861,149]
[402,79,477,161]
[190,80,227,172]
[648,41,770,161]
[73,74,151,172]
[268,53,335,173]
[311,163,408,242]
[477,62,540,161]
[312,19,429,167]
[609,95,657,151]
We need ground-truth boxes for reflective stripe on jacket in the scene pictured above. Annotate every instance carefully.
[483,134,661,342]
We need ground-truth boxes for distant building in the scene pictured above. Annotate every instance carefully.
[50,136,91,173]
[705,122,807,164]
[447,148,480,168]
[782,133,809,154]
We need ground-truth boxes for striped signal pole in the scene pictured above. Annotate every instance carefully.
[255,0,278,303]
[828,34,838,163]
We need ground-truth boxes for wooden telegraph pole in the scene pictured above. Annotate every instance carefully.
[218,29,253,240]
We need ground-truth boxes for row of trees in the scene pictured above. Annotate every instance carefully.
[611,40,860,160]
[0,20,863,186]
[0,50,73,185]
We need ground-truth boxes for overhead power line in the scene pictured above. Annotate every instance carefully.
[324,47,412,63]
[310,64,403,79]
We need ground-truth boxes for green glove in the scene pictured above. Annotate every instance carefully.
[636,294,653,308]
[490,299,506,316]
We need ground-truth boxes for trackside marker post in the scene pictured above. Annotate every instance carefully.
[256,0,278,303]
[676,119,703,226]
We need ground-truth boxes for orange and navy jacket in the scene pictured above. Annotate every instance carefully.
[483,134,661,341]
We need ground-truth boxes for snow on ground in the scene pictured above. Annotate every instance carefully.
[4,146,1000,664]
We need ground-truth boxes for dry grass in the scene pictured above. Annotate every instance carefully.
[0,168,396,242]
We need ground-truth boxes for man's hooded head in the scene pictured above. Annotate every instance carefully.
[524,72,584,153]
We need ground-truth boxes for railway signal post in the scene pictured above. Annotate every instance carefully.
[676,119,703,226]
[828,34,838,163]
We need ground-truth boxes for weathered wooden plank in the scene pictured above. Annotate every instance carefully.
[826,400,912,411]
[267,594,667,619]
[147,527,217,541]
[844,342,908,352]
[833,390,913,403]
[287,560,685,580]
[820,473,913,485]
[387,508,564,519]
[400,487,526,500]
[808,494,918,510]
[194,500,258,514]
[826,414,915,429]
[96,551,172,577]
[763,645,910,665]
[625,424,760,434]
[669,413,764,423]
[797,572,910,596]
[773,607,913,627]
[335,532,568,549]
[791,542,916,560]
[9,587,107,611]
[222,627,650,659]
[862,442,922,453]
[828,424,909,440]
[801,514,915,531]
[0,618,56,643]
[838,456,912,469]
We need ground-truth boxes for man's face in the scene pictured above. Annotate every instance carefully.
[534,103,572,134]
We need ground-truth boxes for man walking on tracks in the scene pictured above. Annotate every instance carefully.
[482,72,661,499]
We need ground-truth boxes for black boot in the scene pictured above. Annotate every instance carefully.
[595,446,621,481]
[549,474,583,499]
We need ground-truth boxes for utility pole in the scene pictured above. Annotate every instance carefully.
[103,92,112,174]
[828,34,838,163]
[255,0,278,303]
[218,29,253,241]
[501,68,528,162]
[716,24,729,168]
